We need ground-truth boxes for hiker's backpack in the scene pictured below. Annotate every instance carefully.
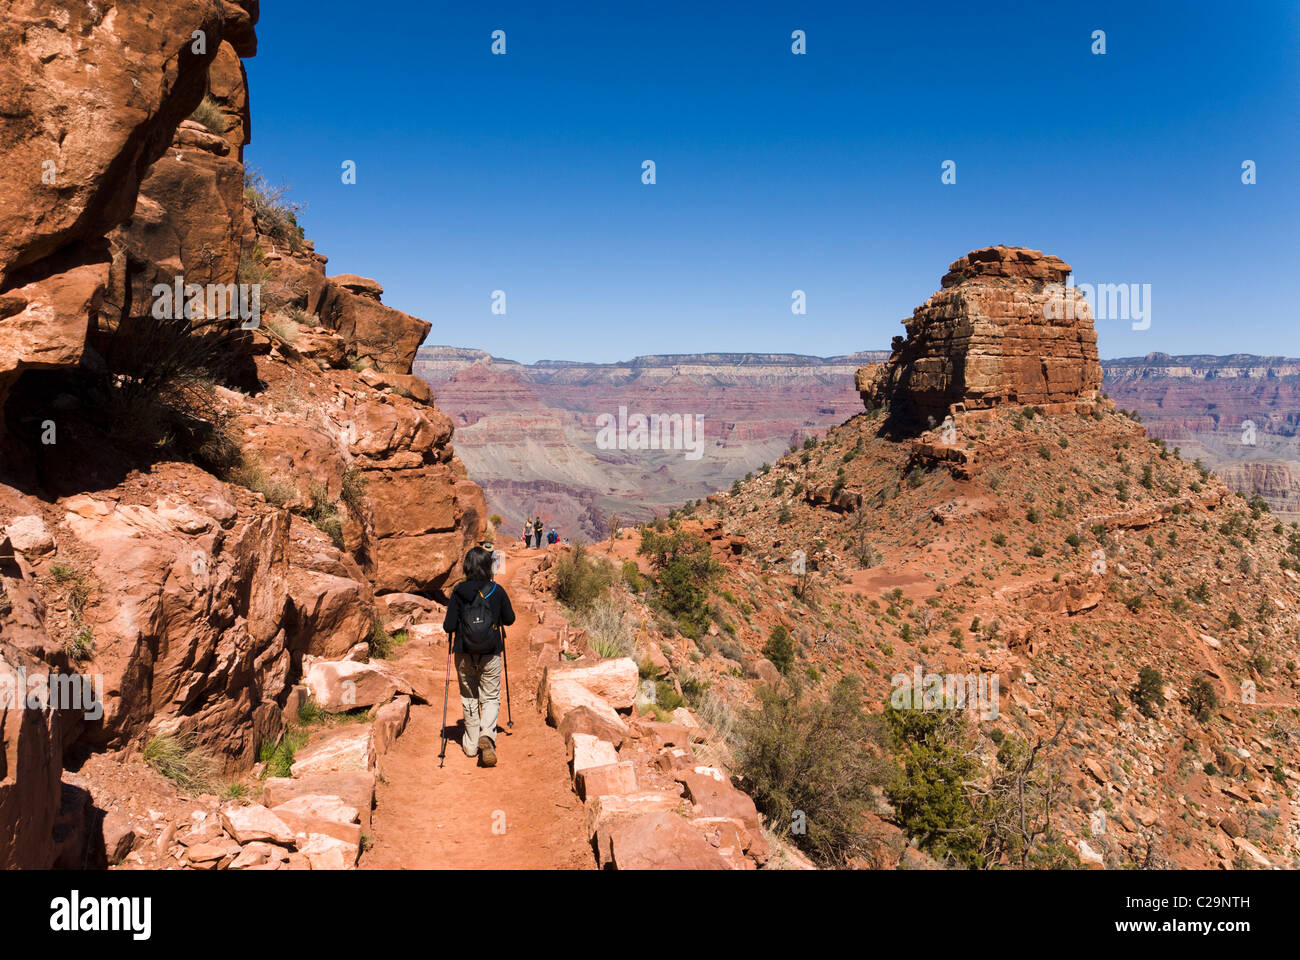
[459,583,500,654]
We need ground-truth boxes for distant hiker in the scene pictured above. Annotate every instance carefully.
[521,518,533,547]
[547,527,558,545]
[442,546,516,767]
[533,517,544,548]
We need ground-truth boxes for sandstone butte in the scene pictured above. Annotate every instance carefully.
[856,245,1102,428]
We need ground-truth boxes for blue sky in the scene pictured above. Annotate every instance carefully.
[244,1,1299,363]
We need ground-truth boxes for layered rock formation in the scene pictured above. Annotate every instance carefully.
[418,349,879,538]
[1103,353,1300,517]
[857,246,1102,426]
[0,1,482,867]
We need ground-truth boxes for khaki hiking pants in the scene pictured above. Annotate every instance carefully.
[454,652,502,755]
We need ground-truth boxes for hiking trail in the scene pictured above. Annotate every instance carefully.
[361,545,594,869]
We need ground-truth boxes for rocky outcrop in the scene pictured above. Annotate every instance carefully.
[0,0,485,870]
[0,1,259,415]
[315,279,431,373]
[1216,460,1300,516]
[857,246,1102,426]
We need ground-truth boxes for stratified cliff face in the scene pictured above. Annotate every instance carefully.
[1104,353,1300,517]
[857,246,1102,427]
[0,1,482,867]
[417,350,880,538]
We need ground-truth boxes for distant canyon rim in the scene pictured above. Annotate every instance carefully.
[417,347,1300,540]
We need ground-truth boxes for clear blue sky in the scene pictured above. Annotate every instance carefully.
[244,1,1299,363]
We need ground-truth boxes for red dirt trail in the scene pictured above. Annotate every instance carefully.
[361,546,594,869]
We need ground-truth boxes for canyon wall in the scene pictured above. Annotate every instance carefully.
[417,348,883,539]
[1104,353,1300,517]
[0,1,482,867]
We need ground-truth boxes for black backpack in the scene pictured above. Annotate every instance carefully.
[459,582,500,654]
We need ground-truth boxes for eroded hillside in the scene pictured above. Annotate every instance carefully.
[529,248,1300,868]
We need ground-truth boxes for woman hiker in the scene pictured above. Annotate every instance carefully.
[441,545,516,767]
[521,517,533,548]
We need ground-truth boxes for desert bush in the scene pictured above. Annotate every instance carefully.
[638,527,718,636]
[621,559,643,593]
[307,484,344,548]
[266,316,300,344]
[1187,677,1219,723]
[580,595,636,659]
[553,544,615,611]
[369,617,407,660]
[229,457,295,508]
[737,677,895,866]
[1133,666,1165,717]
[762,623,795,673]
[244,169,306,252]
[66,624,95,663]
[885,694,984,866]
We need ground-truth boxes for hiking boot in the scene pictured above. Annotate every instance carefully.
[478,736,497,767]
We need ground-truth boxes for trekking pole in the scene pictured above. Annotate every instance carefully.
[438,633,453,768]
[501,628,514,732]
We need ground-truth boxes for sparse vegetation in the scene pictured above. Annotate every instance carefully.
[553,543,616,611]
[738,678,895,866]
[144,735,220,794]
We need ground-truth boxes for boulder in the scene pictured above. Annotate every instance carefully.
[576,761,638,801]
[545,658,639,708]
[583,791,685,845]
[262,773,375,832]
[600,811,730,870]
[673,770,767,863]
[543,678,624,730]
[374,695,412,756]
[298,832,359,870]
[290,727,376,777]
[568,733,619,778]
[286,570,374,659]
[303,659,413,713]
[271,796,363,848]
[558,705,629,749]
[220,804,295,846]
[4,516,54,556]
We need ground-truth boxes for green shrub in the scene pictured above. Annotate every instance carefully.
[553,544,615,611]
[638,527,717,635]
[258,726,308,779]
[1187,677,1218,723]
[737,678,895,866]
[1133,666,1164,717]
[621,559,643,593]
[762,623,795,673]
[654,680,684,711]
[885,692,983,867]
